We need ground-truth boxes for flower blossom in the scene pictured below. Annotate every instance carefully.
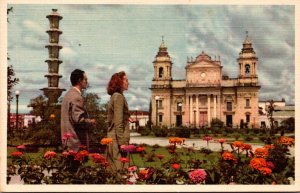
[128,166,138,172]
[138,168,154,180]
[250,158,267,170]
[62,151,70,157]
[16,145,26,149]
[241,143,252,151]
[232,141,244,149]
[264,144,275,149]
[278,136,295,146]
[74,150,89,161]
[89,153,106,164]
[62,132,73,141]
[44,151,57,160]
[222,152,237,163]
[136,146,145,152]
[172,163,180,170]
[121,144,136,153]
[156,154,165,160]
[100,138,113,145]
[11,151,23,157]
[119,157,129,163]
[217,138,226,144]
[169,137,184,145]
[258,167,272,175]
[254,148,269,158]
[266,161,275,169]
[203,136,213,141]
[189,169,207,184]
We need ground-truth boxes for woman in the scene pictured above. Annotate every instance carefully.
[106,71,130,172]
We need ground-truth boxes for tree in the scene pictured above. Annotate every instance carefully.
[28,95,49,120]
[266,100,275,132]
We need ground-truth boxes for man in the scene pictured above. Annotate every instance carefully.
[61,69,96,151]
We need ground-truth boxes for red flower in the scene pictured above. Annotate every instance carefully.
[62,151,70,157]
[189,169,207,184]
[156,154,165,160]
[119,157,129,163]
[217,138,226,144]
[172,163,180,169]
[89,153,106,164]
[11,151,23,157]
[74,150,89,161]
[136,146,145,152]
[44,151,57,160]
[241,143,252,151]
[203,136,213,141]
[121,144,136,153]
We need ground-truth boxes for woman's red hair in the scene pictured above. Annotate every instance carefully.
[107,71,126,95]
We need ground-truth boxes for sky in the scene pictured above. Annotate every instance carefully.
[6,4,295,114]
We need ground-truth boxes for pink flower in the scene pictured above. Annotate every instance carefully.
[11,151,23,157]
[44,151,57,160]
[121,144,136,153]
[128,166,137,172]
[203,136,213,141]
[16,145,26,149]
[189,169,207,184]
[68,150,77,156]
[267,161,275,169]
[62,132,73,141]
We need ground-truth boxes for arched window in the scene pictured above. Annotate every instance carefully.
[159,67,164,78]
[245,64,251,75]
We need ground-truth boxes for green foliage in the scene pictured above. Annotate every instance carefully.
[138,126,151,136]
[153,127,168,137]
[169,127,191,138]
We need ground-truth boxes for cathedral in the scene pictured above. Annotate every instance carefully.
[150,34,260,128]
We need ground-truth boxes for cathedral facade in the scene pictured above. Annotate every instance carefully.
[150,35,260,128]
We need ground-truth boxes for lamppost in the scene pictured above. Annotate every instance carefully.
[135,107,139,131]
[15,90,20,130]
[155,96,160,126]
[178,102,182,126]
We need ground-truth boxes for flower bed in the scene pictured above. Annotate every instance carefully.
[7,135,295,184]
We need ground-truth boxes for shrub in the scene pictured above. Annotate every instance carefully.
[171,127,191,138]
[153,128,168,137]
[138,127,151,136]
[244,135,254,142]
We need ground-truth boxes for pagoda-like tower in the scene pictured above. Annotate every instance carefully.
[41,9,65,105]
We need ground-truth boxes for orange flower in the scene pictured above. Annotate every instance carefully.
[254,148,269,158]
[222,151,237,163]
[250,158,267,170]
[264,144,275,149]
[258,167,272,175]
[241,143,252,151]
[169,137,184,145]
[100,138,113,145]
[232,141,244,149]
[278,136,295,146]
[74,150,89,161]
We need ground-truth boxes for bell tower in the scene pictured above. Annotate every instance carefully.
[153,37,172,81]
[237,31,258,80]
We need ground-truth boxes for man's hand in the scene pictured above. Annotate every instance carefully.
[87,118,96,125]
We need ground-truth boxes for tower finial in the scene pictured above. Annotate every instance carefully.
[162,35,164,43]
[246,30,249,37]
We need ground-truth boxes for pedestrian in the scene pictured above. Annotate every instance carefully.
[106,71,130,172]
[61,69,96,152]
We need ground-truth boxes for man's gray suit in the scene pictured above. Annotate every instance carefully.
[61,87,90,151]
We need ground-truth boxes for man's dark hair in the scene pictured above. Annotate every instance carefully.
[70,69,85,86]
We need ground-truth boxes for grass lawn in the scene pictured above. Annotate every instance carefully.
[7,145,221,169]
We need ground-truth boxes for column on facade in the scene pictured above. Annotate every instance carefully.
[154,66,157,78]
[218,94,221,119]
[189,95,193,126]
[185,95,189,126]
[207,94,211,126]
[213,94,217,118]
[196,95,199,127]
